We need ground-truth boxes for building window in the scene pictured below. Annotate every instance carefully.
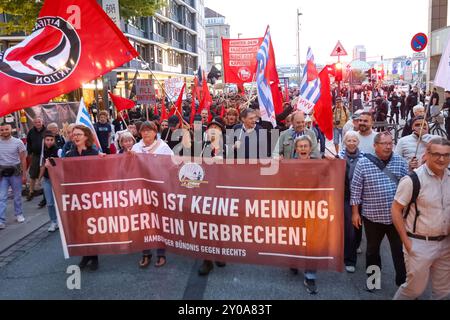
[156,47,163,64]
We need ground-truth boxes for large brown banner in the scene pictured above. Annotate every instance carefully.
[49,155,345,271]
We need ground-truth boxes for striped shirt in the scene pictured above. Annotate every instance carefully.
[350,153,408,225]
[0,137,26,166]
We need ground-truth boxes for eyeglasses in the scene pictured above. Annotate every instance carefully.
[72,133,85,137]
[429,152,450,159]
[376,142,394,146]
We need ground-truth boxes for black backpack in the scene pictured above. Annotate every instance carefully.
[403,172,421,234]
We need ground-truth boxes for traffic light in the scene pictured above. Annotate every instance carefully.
[334,62,343,82]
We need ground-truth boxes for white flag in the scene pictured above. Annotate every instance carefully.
[434,32,450,90]
[76,98,102,151]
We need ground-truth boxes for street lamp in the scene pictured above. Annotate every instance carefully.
[297,9,303,87]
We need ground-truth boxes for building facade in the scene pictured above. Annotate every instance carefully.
[352,45,367,62]
[205,7,230,75]
[427,0,449,93]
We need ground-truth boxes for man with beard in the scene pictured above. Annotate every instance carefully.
[355,112,377,155]
[26,117,46,201]
[0,123,27,229]
[395,117,440,171]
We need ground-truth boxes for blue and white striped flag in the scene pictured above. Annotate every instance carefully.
[256,27,277,127]
[297,47,321,114]
[76,98,102,151]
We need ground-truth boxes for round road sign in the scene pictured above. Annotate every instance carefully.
[411,33,428,52]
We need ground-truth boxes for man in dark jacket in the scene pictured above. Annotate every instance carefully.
[26,117,46,201]
[405,87,419,120]
[233,108,263,160]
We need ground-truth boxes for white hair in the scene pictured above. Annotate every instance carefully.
[343,131,360,143]
[413,104,425,114]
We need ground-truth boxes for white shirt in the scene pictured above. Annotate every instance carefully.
[356,131,377,155]
[131,139,174,156]
[395,134,439,163]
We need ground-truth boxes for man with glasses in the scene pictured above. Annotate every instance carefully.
[351,132,408,290]
[392,137,450,300]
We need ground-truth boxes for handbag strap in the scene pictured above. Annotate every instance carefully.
[364,154,400,185]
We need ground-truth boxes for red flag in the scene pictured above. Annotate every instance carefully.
[160,97,168,121]
[265,30,283,116]
[220,104,225,118]
[0,0,138,117]
[314,68,333,141]
[222,38,263,84]
[199,78,213,121]
[189,84,197,125]
[168,83,186,123]
[154,104,159,116]
[109,92,135,112]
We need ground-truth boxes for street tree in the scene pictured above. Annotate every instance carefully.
[0,0,166,35]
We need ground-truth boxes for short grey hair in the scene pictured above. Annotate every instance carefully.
[343,131,360,144]
[413,104,425,114]
[294,135,313,148]
[119,131,136,144]
[427,137,450,151]
[47,122,59,130]
[374,132,392,144]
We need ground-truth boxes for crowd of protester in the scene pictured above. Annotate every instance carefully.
[0,83,449,300]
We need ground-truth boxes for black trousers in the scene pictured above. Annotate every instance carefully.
[363,217,406,286]
[344,201,362,267]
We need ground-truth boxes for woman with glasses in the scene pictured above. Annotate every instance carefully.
[65,125,100,271]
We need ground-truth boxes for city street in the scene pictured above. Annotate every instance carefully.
[0,195,432,300]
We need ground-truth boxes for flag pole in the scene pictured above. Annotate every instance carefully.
[119,111,128,130]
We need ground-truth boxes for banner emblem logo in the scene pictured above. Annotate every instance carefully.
[0,16,81,85]
[237,67,252,82]
[179,163,208,189]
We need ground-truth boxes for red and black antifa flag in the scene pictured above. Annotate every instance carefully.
[0,0,138,117]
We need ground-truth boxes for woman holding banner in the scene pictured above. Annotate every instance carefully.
[291,135,319,295]
[338,132,364,273]
[196,117,228,276]
[66,125,100,271]
[131,121,173,268]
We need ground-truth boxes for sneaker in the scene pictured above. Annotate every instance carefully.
[48,222,59,233]
[16,215,25,223]
[345,266,356,273]
[304,279,318,295]
[198,260,214,276]
[0,223,5,230]
[357,247,362,254]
